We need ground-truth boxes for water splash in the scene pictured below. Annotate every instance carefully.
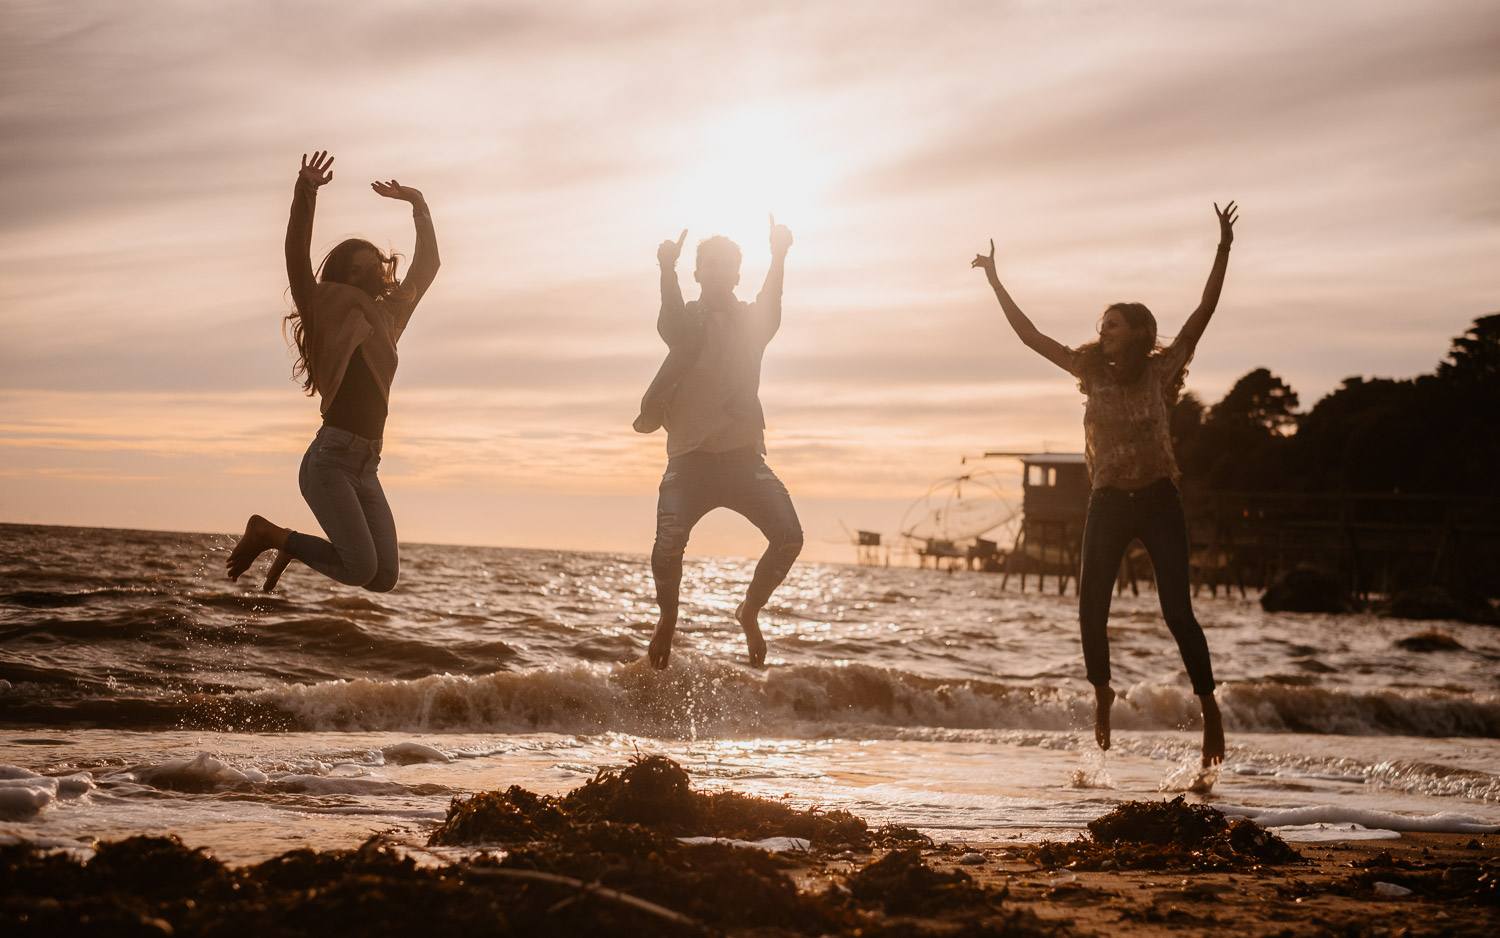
[1160,757,1220,794]
[1066,742,1115,789]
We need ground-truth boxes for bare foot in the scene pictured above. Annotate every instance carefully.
[1200,693,1225,767]
[647,614,677,669]
[1093,684,1116,751]
[735,602,767,668]
[226,515,289,582]
[262,549,293,592]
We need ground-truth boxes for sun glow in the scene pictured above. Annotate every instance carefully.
[665,105,832,255]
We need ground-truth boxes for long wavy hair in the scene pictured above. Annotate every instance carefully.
[283,238,405,396]
[1073,302,1188,406]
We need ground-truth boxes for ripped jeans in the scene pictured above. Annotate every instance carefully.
[282,425,400,592]
[651,446,803,618]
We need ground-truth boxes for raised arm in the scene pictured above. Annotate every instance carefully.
[971,239,1073,373]
[371,179,440,330]
[755,213,792,340]
[285,151,333,313]
[1173,201,1237,354]
[655,229,691,345]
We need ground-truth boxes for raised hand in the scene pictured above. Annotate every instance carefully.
[371,179,424,204]
[1214,201,1238,247]
[769,213,793,257]
[658,229,688,267]
[971,239,997,275]
[299,151,334,188]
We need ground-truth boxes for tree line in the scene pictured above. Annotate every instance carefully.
[1172,313,1500,497]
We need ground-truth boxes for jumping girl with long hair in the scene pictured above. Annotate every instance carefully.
[973,202,1237,766]
[226,150,439,592]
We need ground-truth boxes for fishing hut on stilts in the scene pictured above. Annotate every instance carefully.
[984,453,1091,594]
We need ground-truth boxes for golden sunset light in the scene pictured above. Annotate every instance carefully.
[3,0,1496,562]
[5,4,1500,921]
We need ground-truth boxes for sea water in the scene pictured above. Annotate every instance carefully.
[2,523,1497,864]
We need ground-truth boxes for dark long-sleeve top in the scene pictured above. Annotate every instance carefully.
[285,178,439,413]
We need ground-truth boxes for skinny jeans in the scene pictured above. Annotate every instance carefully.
[282,425,399,591]
[1077,478,1215,695]
[652,447,803,617]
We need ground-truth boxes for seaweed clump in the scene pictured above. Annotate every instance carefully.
[501,836,841,933]
[424,754,903,934]
[847,848,994,916]
[427,784,570,845]
[431,753,876,848]
[1,836,524,938]
[1024,797,1302,872]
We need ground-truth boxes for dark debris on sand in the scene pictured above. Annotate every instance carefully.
[1,755,1070,938]
[430,753,871,847]
[1331,848,1500,906]
[847,847,995,916]
[1023,796,1303,872]
[4,836,526,938]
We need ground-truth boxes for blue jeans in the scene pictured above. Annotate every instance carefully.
[652,447,803,616]
[283,426,399,591]
[1077,478,1215,695]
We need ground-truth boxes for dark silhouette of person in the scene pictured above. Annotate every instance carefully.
[226,151,439,591]
[973,202,1238,767]
[643,216,803,669]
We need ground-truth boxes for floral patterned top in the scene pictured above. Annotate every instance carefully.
[1068,340,1192,490]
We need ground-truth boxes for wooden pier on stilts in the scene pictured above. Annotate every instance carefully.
[991,453,1089,595]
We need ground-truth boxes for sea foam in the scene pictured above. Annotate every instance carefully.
[199,659,1500,740]
[1217,802,1500,835]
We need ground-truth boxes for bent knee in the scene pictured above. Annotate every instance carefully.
[336,555,379,589]
[363,569,399,593]
[771,528,804,558]
[653,511,689,557]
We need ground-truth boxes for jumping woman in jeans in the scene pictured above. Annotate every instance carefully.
[973,202,1237,766]
[226,151,439,592]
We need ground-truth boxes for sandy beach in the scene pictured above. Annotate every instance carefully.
[5,754,1496,937]
[915,832,1497,936]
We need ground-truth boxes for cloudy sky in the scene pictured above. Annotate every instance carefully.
[2,0,1496,563]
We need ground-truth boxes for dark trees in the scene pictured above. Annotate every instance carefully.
[1179,313,1499,496]
[1209,367,1300,436]
[1177,369,1298,491]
